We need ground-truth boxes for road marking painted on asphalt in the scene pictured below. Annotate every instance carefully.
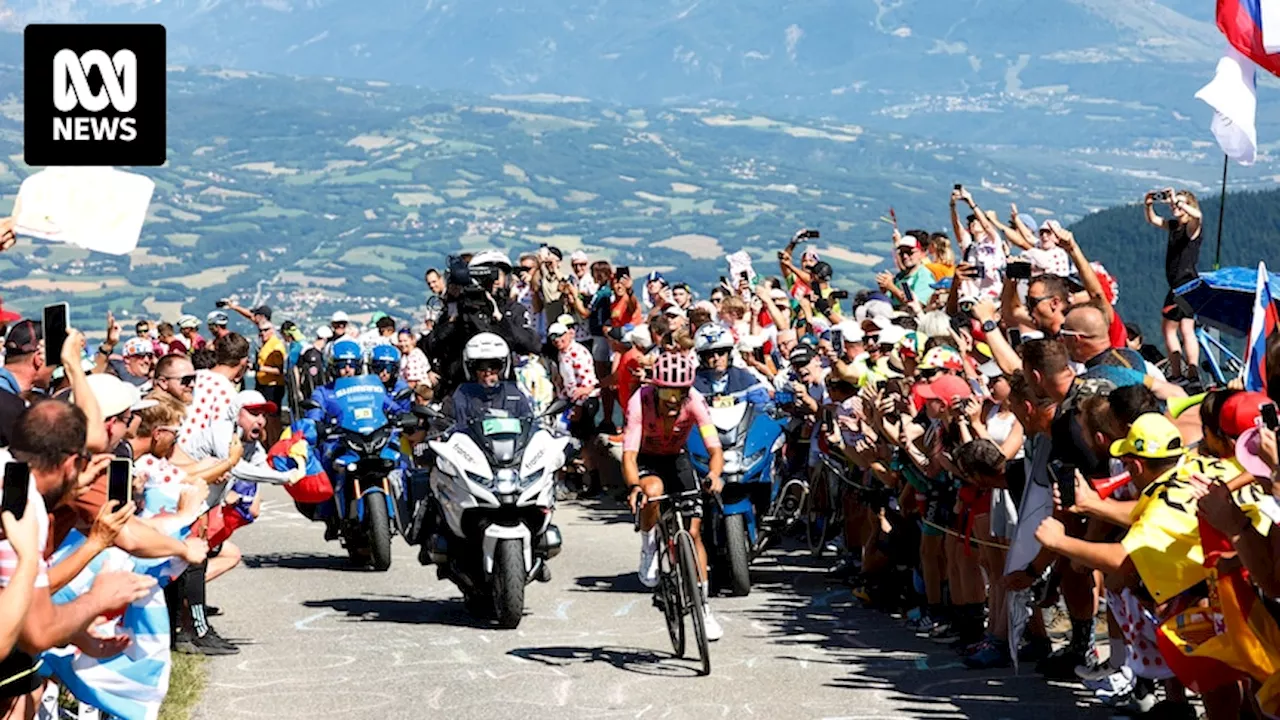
[614,599,638,617]
[294,609,333,630]
[553,599,573,620]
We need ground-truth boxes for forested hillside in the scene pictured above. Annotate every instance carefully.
[1070,188,1280,338]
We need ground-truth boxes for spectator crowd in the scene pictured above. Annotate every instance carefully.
[2,179,1279,720]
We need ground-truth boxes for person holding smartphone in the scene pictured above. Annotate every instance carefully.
[877,232,935,309]
[1144,188,1203,385]
[0,478,40,659]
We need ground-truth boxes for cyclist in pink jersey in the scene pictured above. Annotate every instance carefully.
[622,352,724,640]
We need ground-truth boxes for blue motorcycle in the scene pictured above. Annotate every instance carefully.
[318,375,413,571]
[686,398,785,596]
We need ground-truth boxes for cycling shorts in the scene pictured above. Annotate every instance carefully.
[635,451,702,518]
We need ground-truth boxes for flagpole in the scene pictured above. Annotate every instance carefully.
[1215,153,1228,271]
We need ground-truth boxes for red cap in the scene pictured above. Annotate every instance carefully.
[916,374,973,405]
[0,303,20,323]
[1220,391,1271,437]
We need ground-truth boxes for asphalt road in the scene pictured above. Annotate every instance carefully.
[193,486,1113,720]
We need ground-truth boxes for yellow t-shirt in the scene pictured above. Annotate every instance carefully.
[1121,453,1272,603]
[256,335,286,387]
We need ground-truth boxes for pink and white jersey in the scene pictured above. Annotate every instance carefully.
[623,386,721,456]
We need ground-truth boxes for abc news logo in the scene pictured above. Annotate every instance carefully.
[25,24,166,167]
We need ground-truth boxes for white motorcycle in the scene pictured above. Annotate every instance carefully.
[419,403,569,628]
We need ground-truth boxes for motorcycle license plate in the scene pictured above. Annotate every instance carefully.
[354,407,374,420]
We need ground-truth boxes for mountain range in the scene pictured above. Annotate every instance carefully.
[7,0,1280,160]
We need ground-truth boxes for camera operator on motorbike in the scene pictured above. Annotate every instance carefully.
[450,334,534,426]
[424,251,540,398]
[623,352,726,641]
[692,324,772,409]
[370,344,413,415]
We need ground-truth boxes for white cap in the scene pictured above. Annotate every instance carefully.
[176,314,200,329]
[570,250,589,263]
[556,313,577,327]
[74,374,157,418]
[316,326,334,340]
[662,305,687,318]
[979,359,1004,378]
[624,325,653,350]
[1039,219,1062,233]
[834,321,865,344]
[877,325,907,346]
[330,311,350,323]
[856,299,896,323]
[894,234,922,250]
[547,322,570,338]
[769,288,789,301]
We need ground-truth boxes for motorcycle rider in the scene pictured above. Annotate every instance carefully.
[369,344,412,415]
[692,324,772,408]
[304,339,406,539]
[424,251,540,397]
[450,333,533,426]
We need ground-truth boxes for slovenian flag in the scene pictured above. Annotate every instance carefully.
[1218,0,1280,76]
[1243,261,1278,392]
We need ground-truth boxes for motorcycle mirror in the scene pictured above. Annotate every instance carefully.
[398,414,421,430]
[541,398,571,418]
[299,400,321,412]
[412,404,444,420]
[394,387,413,402]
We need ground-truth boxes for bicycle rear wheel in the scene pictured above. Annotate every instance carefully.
[676,530,711,676]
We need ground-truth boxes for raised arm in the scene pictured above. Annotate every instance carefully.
[1054,227,1114,326]
[1143,191,1166,229]
[950,188,970,248]
[1005,204,1035,251]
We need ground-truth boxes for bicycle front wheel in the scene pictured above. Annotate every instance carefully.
[658,527,685,657]
[676,530,711,676]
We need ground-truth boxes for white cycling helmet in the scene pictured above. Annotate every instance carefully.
[462,332,511,379]
[694,323,735,356]
[469,250,513,272]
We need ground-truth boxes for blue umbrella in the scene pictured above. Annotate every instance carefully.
[1174,267,1280,335]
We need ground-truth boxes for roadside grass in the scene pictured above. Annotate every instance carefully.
[159,653,208,720]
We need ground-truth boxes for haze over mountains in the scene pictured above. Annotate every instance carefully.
[7,0,1280,158]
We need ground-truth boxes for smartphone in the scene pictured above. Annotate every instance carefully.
[1153,190,1171,203]
[43,302,68,368]
[798,229,820,240]
[972,262,986,279]
[719,276,729,287]
[954,183,963,192]
[1054,462,1077,509]
[215,299,229,308]
[1263,403,1280,431]
[823,411,835,436]
[108,458,132,507]
[739,271,749,282]
[1,462,29,520]
[830,289,849,300]
[902,282,915,304]
[831,328,844,351]
[616,266,630,278]
[1008,328,1023,349]
[1007,262,1032,281]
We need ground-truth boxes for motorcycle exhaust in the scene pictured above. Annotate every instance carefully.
[536,524,563,559]
[777,478,809,516]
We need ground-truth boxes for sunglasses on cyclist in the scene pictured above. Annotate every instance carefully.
[656,388,689,404]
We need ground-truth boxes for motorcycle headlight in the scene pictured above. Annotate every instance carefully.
[743,447,768,470]
[465,470,493,488]
[520,467,545,488]
[722,449,743,468]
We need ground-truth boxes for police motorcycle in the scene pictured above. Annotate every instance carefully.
[303,341,415,571]
[414,333,570,628]
[685,325,786,596]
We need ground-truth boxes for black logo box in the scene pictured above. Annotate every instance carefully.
[24,24,166,167]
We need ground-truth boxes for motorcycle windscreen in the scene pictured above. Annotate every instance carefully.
[332,375,390,434]
[472,415,531,466]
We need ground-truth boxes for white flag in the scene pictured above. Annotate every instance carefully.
[1196,46,1259,165]
[1263,0,1280,54]
[14,167,155,256]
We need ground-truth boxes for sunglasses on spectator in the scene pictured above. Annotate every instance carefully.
[110,411,134,426]
[155,425,181,435]
[162,373,197,386]
[1026,295,1052,308]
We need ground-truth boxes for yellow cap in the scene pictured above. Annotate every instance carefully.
[1109,413,1185,459]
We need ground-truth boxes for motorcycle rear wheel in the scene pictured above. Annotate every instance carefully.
[492,538,527,629]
